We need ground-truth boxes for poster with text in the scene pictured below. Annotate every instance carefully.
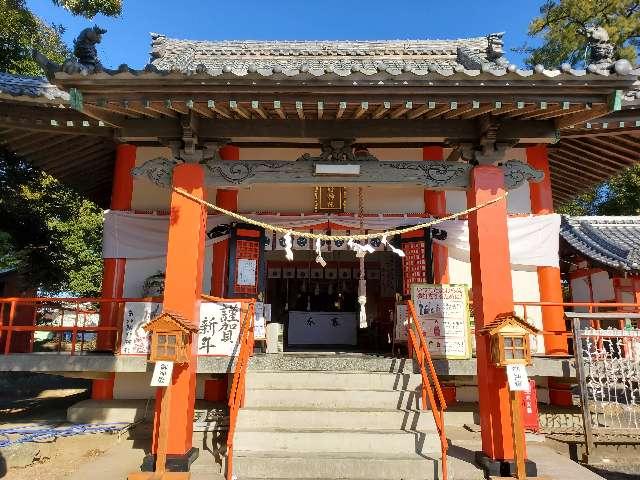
[198,302,243,356]
[254,302,266,340]
[411,284,471,359]
[120,301,162,354]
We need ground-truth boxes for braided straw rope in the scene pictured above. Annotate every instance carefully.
[173,187,509,241]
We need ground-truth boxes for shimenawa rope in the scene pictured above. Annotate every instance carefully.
[173,187,509,241]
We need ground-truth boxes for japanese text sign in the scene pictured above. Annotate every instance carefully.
[150,360,174,387]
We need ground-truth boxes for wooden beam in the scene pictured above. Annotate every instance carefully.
[563,138,636,166]
[407,102,433,120]
[422,104,453,120]
[586,136,640,158]
[371,101,391,119]
[353,102,368,119]
[165,100,189,115]
[336,101,347,119]
[124,101,162,119]
[145,101,178,118]
[553,144,627,174]
[99,101,141,118]
[120,118,560,143]
[443,102,474,119]
[317,101,324,120]
[251,101,269,119]
[0,117,112,137]
[187,100,214,119]
[230,101,251,119]
[208,100,231,119]
[273,100,286,120]
[389,101,412,119]
[460,104,495,119]
[16,135,71,156]
[77,104,124,128]
[556,104,609,129]
[296,101,305,120]
[548,153,613,181]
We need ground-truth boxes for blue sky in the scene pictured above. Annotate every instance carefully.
[28,0,545,69]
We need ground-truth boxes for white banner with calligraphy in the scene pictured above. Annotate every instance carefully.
[120,301,245,357]
[198,302,243,356]
[410,284,471,359]
[121,301,162,354]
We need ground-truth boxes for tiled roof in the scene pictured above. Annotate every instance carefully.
[139,32,634,79]
[0,72,68,102]
[148,34,505,76]
[561,216,640,272]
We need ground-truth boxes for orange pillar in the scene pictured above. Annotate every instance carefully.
[423,146,449,283]
[210,145,239,296]
[468,166,529,473]
[150,163,206,469]
[95,144,136,399]
[527,145,568,355]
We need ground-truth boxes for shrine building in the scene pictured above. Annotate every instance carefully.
[1,27,640,478]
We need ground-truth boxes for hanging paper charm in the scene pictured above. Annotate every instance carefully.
[315,238,327,267]
[381,235,405,257]
[284,231,294,261]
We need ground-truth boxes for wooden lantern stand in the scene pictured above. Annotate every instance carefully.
[128,311,198,480]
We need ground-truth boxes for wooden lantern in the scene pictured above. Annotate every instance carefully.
[479,312,540,367]
[143,311,199,364]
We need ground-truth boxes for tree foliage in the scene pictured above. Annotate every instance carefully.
[53,0,122,18]
[0,150,104,296]
[0,0,121,295]
[525,0,640,67]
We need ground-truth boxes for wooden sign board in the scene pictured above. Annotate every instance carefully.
[410,284,471,360]
[314,186,345,213]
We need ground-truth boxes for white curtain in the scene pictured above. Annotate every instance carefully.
[103,210,560,267]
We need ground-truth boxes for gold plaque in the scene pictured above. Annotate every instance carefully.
[314,186,346,213]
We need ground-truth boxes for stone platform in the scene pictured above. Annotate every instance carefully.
[0,352,576,377]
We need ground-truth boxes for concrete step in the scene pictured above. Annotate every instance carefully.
[236,408,437,432]
[233,429,441,455]
[233,452,444,480]
[246,371,422,391]
[244,388,421,410]
[248,354,417,374]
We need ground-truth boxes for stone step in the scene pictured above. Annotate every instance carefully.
[232,452,454,480]
[233,429,441,455]
[248,354,418,374]
[244,388,421,410]
[236,408,437,432]
[246,371,422,391]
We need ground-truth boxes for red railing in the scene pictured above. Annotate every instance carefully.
[219,296,256,480]
[0,297,160,355]
[405,299,448,480]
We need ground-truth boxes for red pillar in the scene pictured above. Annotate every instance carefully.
[527,145,568,355]
[151,163,206,463]
[95,144,136,399]
[423,146,449,283]
[467,165,522,463]
[210,145,239,297]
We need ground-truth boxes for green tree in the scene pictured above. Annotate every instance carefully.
[526,0,640,67]
[527,1,640,215]
[0,0,121,295]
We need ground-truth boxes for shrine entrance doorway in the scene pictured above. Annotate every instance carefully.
[263,249,402,352]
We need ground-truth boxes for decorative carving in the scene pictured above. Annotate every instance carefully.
[486,32,509,67]
[586,26,614,68]
[33,25,107,77]
[73,26,107,70]
[131,156,182,187]
[502,159,544,189]
[132,156,543,191]
[387,162,471,188]
[298,139,378,162]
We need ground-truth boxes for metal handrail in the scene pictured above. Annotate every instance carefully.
[406,300,448,480]
[226,300,255,480]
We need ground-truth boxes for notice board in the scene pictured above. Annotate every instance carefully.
[410,284,471,359]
